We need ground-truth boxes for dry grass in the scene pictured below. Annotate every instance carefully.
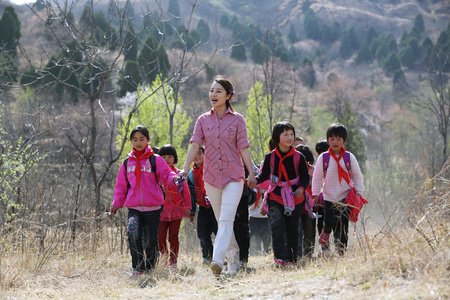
[1,163,449,299]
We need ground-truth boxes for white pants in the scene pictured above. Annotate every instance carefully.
[204,180,244,273]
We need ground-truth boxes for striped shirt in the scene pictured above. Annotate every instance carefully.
[311,151,364,202]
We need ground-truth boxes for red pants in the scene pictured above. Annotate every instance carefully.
[158,219,182,265]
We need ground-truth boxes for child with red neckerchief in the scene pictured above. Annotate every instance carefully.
[110,126,184,277]
[255,122,310,268]
[158,144,192,269]
[311,123,364,256]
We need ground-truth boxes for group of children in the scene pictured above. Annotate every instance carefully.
[111,120,364,276]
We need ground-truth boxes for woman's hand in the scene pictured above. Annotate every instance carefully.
[294,188,304,198]
[246,174,256,189]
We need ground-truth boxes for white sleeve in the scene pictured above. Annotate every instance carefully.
[350,153,364,195]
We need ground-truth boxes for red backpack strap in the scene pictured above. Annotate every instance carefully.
[322,152,330,179]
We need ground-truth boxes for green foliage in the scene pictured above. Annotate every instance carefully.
[138,35,171,83]
[365,26,377,45]
[346,27,360,50]
[118,76,191,163]
[230,40,247,61]
[220,14,229,28]
[118,60,143,97]
[386,33,397,52]
[54,66,80,101]
[0,53,18,88]
[309,106,337,146]
[274,45,289,63]
[413,14,425,35]
[382,51,401,75]
[0,6,21,57]
[61,40,83,66]
[341,102,366,172]
[299,58,316,88]
[197,19,211,41]
[80,58,109,95]
[375,40,389,62]
[354,41,372,65]
[168,0,180,17]
[340,34,352,59]
[204,64,214,82]
[301,0,312,12]
[407,37,420,59]
[393,69,407,89]
[0,105,45,225]
[288,45,299,62]
[288,24,298,44]
[399,30,409,48]
[304,9,321,40]
[321,23,338,44]
[399,45,415,69]
[245,81,272,164]
[250,41,269,64]
[124,24,138,61]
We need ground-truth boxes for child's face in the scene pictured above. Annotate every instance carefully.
[131,131,149,151]
[161,155,175,168]
[279,129,295,149]
[328,135,344,154]
[193,149,204,166]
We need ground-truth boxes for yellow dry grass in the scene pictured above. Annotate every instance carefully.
[1,163,449,299]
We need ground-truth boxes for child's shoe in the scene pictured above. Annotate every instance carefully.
[272,259,285,268]
[319,230,330,246]
[129,270,144,277]
[210,261,222,277]
[284,262,296,269]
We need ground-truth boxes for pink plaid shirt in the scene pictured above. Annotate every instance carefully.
[190,108,251,188]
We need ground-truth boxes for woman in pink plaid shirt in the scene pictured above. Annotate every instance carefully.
[181,76,256,277]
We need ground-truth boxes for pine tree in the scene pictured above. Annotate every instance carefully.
[399,30,409,48]
[0,6,21,56]
[382,51,401,75]
[340,34,352,59]
[399,45,415,69]
[407,37,420,59]
[386,33,397,52]
[250,42,267,64]
[288,45,299,62]
[413,14,425,35]
[354,41,372,64]
[0,52,18,88]
[365,26,377,45]
[220,15,229,28]
[138,35,171,83]
[80,58,108,95]
[230,40,246,62]
[124,24,138,61]
[347,26,360,50]
[274,45,289,62]
[304,9,320,40]
[197,19,211,41]
[168,0,180,17]
[375,40,389,62]
[117,60,143,97]
[299,58,316,88]
[54,66,80,101]
[288,24,298,43]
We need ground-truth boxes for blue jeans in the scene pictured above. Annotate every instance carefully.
[127,208,161,272]
[268,200,301,263]
[197,206,218,260]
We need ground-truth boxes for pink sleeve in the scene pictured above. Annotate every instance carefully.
[190,116,204,145]
[155,155,178,187]
[236,115,251,150]
[112,162,128,208]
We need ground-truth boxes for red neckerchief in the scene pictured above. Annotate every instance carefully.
[130,147,154,184]
[274,146,296,187]
[328,147,350,186]
[193,164,206,204]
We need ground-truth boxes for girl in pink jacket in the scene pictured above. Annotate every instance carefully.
[158,144,191,269]
[110,126,181,277]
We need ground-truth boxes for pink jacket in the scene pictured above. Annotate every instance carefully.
[160,167,191,222]
[113,150,179,209]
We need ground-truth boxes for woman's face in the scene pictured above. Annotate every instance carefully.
[209,82,230,110]
[131,131,149,151]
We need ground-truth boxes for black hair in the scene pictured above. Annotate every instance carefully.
[315,139,329,155]
[151,146,160,154]
[326,123,348,142]
[130,125,150,140]
[269,138,277,151]
[295,136,304,142]
[199,145,205,154]
[214,76,235,112]
[295,144,314,165]
[159,144,178,164]
[271,121,296,144]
